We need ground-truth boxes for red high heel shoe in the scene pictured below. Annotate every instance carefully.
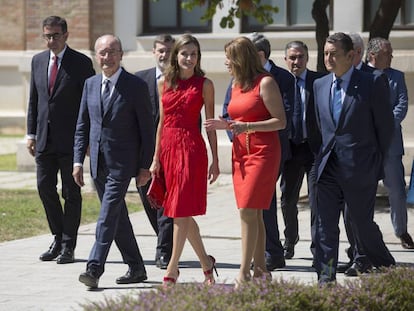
[203,255,218,285]
[163,270,179,288]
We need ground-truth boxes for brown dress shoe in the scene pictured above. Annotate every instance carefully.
[399,232,414,249]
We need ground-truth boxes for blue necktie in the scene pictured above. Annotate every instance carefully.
[101,79,111,113]
[332,79,342,125]
[292,78,303,144]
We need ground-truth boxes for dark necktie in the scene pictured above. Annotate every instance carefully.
[292,77,303,144]
[101,79,111,113]
[331,78,342,125]
[49,56,58,94]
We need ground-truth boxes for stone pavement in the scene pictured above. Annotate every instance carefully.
[0,139,414,311]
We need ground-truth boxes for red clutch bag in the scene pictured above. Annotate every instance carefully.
[146,172,166,209]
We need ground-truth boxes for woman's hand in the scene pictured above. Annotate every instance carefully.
[149,158,160,177]
[204,116,232,131]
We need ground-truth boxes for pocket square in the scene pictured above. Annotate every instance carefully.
[146,173,166,209]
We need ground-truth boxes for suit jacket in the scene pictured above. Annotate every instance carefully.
[303,69,326,154]
[135,67,160,127]
[268,59,295,164]
[383,67,408,156]
[27,46,95,154]
[73,68,155,180]
[313,68,394,184]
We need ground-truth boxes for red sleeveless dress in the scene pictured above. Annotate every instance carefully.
[228,74,281,209]
[160,75,208,217]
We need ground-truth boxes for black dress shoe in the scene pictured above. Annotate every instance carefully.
[399,232,414,249]
[56,248,75,264]
[337,261,353,273]
[266,256,286,271]
[39,240,61,261]
[116,267,147,284]
[155,256,169,269]
[283,236,299,259]
[344,262,372,277]
[79,270,99,289]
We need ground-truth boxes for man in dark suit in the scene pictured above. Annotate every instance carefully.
[135,34,175,270]
[280,41,325,260]
[313,32,395,284]
[26,16,95,264]
[366,37,414,250]
[73,35,155,289]
[223,32,295,271]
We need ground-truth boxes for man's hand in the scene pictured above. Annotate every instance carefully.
[135,169,151,187]
[72,166,85,187]
[27,139,36,157]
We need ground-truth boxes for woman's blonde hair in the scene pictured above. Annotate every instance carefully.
[224,36,267,91]
[164,33,205,89]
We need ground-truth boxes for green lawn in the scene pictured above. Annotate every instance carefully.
[0,189,142,242]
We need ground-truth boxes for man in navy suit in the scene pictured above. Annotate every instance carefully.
[73,35,155,289]
[223,32,295,270]
[135,34,175,270]
[26,16,95,264]
[280,41,325,260]
[313,32,395,284]
[366,37,414,250]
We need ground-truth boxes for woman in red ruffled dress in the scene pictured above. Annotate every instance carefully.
[150,34,220,286]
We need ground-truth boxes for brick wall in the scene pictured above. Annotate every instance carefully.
[0,0,25,50]
[0,0,114,51]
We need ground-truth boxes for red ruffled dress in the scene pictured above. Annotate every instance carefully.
[159,75,208,217]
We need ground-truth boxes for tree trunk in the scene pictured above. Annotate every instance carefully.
[369,0,403,40]
[312,0,330,72]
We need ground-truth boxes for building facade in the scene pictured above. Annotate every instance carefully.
[1,0,413,172]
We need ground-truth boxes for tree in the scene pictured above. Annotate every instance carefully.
[369,0,403,40]
[177,0,403,71]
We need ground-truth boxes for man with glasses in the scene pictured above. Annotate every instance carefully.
[26,16,95,264]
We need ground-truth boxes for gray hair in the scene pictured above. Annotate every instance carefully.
[247,32,271,59]
[284,40,309,58]
[348,32,364,51]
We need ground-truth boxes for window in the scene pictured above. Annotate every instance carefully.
[364,0,414,30]
[143,0,211,34]
[241,0,333,32]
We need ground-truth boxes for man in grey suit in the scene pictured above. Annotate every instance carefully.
[26,16,95,264]
[135,34,174,269]
[313,32,395,285]
[366,37,414,250]
[73,35,155,289]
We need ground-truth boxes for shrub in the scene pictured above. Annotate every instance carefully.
[81,266,414,311]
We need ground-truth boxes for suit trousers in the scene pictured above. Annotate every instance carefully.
[36,148,81,249]
[314,154,395,282]
[263,190,284,259]
[280,141,315,245]
[87,153,145,277]
[383,154,408,237]
[138,181,173,260]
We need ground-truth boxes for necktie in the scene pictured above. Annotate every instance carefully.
[49,56,58,94]
[331,78,342,125]
[101,79,111,113]
[292,77,303,144]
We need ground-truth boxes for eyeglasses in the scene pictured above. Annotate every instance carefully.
[96,49,121,57]
[42,33,65,41]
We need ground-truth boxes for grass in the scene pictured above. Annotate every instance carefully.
[0,183,142,242]
[0,153,17,171]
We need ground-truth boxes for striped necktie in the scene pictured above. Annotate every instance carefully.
[331,78,342,125]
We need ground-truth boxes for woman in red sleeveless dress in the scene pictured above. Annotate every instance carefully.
[205,37,286,286]
[150,34,220,286]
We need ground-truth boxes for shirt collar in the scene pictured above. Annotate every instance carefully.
[263,60,272,72]
[155,67,163,80]
[102,67,122,85]
[50,45,67,61]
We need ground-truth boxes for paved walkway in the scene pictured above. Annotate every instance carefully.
[0,139,413,311]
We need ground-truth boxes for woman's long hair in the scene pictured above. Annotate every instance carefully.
[164,33,205,89]
[225,36,267,92]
